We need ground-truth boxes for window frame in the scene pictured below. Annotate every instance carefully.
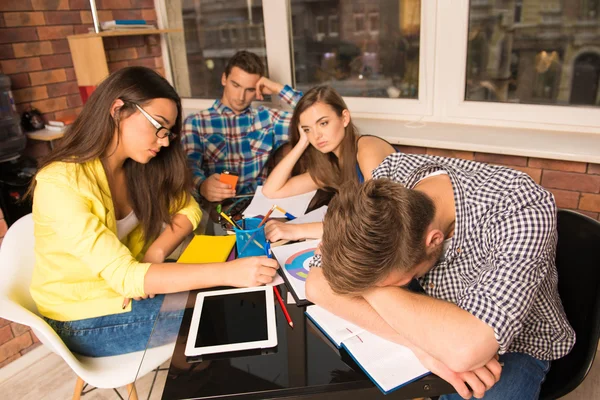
[158,0,600,134]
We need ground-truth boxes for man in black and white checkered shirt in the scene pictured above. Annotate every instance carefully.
[306,152,575,400]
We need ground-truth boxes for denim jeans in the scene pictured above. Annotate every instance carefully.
[439,352,550,400]
[44,294,184,357]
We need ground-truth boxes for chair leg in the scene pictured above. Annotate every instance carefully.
[72,376,85,400]
[126,383,139,400]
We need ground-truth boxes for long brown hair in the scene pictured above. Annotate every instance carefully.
[29,66,192,242]
[289,85,359,192]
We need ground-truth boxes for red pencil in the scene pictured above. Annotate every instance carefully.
[273,286,294,328]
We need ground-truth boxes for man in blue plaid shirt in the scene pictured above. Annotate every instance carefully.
[182,51,303,202]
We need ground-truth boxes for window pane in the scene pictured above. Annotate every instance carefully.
[291,0,421,99]
[177,0,267,98]
[466,0,600,107]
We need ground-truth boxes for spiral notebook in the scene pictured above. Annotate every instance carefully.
[305,305,430,395]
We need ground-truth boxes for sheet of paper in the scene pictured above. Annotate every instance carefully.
[286,206,328,225]
[305,305,364,348]
[242,186,317,219]
[270,239,320,302]
[342,332,430,394]
[266,273,284,287]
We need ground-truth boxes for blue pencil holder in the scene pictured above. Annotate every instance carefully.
[234,217,267,258]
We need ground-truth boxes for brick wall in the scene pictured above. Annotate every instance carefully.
[0,0,163,368]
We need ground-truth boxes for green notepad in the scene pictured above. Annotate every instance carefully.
[178,235,236,263]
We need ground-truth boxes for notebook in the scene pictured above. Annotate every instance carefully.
[242,185,317,219]
[270,239,321,306]
[178,235,237,263]
[305,305,430,394]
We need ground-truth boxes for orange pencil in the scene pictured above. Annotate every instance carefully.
[274,286,294,328]
[258,204,277,228]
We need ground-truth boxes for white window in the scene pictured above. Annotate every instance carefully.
[315,16,326,41]
[368,12,379,35]
[354,14,365,34]
[328,15,338,37]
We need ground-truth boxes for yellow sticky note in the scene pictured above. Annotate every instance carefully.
[177,235,236,264]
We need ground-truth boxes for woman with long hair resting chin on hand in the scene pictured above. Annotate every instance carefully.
[29,66,278,357]
[261,85,395,242]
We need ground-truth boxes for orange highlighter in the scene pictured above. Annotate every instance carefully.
[219,171,239,189]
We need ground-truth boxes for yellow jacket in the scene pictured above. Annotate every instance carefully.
[30,159,202,321]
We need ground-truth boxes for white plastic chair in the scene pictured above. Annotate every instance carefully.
[0,214,175,400]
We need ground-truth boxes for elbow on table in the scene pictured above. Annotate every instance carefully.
[443,339,499,373]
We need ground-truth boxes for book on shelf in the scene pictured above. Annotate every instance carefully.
[305,305,431,395]
[99,20,156,30]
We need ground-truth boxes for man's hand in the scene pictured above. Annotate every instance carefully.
[265,220,304,242]
[200,173,236,202]
[255,77,284,101]
[413,347,502,399]
[225,256,280,287]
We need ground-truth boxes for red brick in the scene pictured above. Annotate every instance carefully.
[154,56,163,68]
[509,166,542,184]
[0,44,14,60]
[0,325,13,346]
[31,0,69,10]
[588,164,600,175]
[80,10,112,24]
[0,354,21,369]
[47,80,78,97]
[0,219,6,238]
[50,39,70,54]
[107,60,129,73]
[529,158,587,173]
[69,0,91,10]
[3,12,45,27]
[9,73,31,89]
[0,1,33,12]
[113,9,144,20]
[0,16,5,29]
[73,25,90,35]
[0,57,42,74]
[395,145,426,154]
[40,53,73,69]
[20,341,41,355]
[44,10,81,25]
[474,152,528,167]
[108,47,138,62]
[31,96,68,113]
[577,210,599,220]
[102,37,119,50]
[54,108,78,120]
[0,27,38,44]
[155,67,165,77]
[97,0,132,9]
[131,0,154,7]
[29,68,66,85]
[136,45,161,58]
[10,323,31,337]
[12,41,53,58]
[579,193,600,212]
[0,332,32,363]
[427,148,474,160]
[37,25,73,40]
[66,93,82,107]
[64,67,75,80]
[548,189,580,209]
[542,171,600,193]
[128,57,155,69]
[117,35,145,48]
[145,34,160,46]
[141,9,157,22]
[13,86,49,103]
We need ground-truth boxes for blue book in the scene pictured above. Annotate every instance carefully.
[306,305,431,395]
[101,20,152,30]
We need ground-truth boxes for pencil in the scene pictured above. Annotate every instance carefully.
[219,211,242,230]
[274,286,294,328]
[258,204,277,228]
[275,206,297,220]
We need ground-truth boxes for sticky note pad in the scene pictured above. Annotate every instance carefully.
[178,235,237,264]
[219,173,239,188]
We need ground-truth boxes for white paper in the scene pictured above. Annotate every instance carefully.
[286,206,328,225]
[266,273,284,287]
[270,239,321,302]
[343,332,429,393]
[305,305,364,347]
[243,186,317,219]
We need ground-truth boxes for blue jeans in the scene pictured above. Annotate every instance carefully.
[440,352,550,400]
[44,295,184,357]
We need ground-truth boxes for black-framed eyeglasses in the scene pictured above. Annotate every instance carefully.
[134,103,176,140]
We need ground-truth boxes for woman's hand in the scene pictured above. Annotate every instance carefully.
[225,256,280,287]
[265,220,304,242]
[297,125,310,148]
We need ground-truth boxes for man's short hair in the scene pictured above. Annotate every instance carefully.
[224,51,265,77]
[320,179,435,295]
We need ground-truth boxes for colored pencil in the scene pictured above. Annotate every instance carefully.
[219,211,242,230]
[274,286,294,328]
[258,204,277,228]
[275,206,296,220]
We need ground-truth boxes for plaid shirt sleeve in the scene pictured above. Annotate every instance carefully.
[181,114,207,192]
[269,85,303,148]
[455,189,558,354]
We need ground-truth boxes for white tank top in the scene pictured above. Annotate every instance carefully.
[116,210,139,240]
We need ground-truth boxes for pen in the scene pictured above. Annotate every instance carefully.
[275,206,296,220]
[266,242,294,329]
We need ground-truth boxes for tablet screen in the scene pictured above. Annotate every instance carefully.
[195,290,268,347]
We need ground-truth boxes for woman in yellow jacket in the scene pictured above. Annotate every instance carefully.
[29,67,279,357]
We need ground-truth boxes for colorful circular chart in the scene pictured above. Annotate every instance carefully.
[284,248,316,282]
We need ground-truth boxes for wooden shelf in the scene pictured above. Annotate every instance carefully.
[67,28,181,40]
[26,128,65,142]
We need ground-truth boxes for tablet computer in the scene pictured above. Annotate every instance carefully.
[185,286,278,358]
